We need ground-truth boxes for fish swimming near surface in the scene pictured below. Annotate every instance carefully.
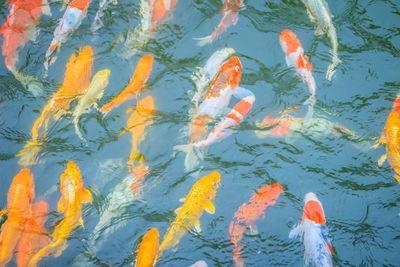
[280,29,316,118]
[28,161,92,267]
[72,69,110,143]
[302,0,341,80]
[134,228,159,267]
[289,192,334,267]
[0,0,51,95]
[373,97,400,183]
[17,46,93,167]
[229,184,283,267]
[100,55,153,115]
[90,0,117,32]
[195,0,243,46]
[158,171,220,257]
[44,0,92,73]
[16,201,50,267]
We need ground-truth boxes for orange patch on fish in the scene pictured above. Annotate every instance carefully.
[68,0,91,11]
[302,200,326,225]
[280,29,301,55]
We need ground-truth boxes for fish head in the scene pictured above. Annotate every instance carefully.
[221,56,242,89]
[280,29,301,55]
[97,69,111,80]
[302,192,326,225]
[59,161,81,205]
[13,168,35,201]
[393,96,400,113]
[256,183,283,204]
[201,171,221,191]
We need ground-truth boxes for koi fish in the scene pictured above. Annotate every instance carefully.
[16,201,50,267]
[17,46,93,167]
[0,0,51,94]
[302,0,341,80]
[28,161,92,267]
[90,0,117,32]
[289,192,334,267]
[44,0,92,73]
[195,0,243,46]
[373,97,400,183]
[134,228,159,267]
[158,171,220,257]
[229,184,283,267]
[0,168,35,266]
[280,29,316,118]
[190,260,208,267]
[100,55,153,115]
[73,69,111,143]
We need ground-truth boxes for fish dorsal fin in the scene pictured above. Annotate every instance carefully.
[80,188,92,203]
[179,198,186,203]
[174,206,182,215]
[204,200,215,214]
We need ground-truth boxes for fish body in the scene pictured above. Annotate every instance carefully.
[135,228,159,267]
[73,69,111,143]
[17,46,93,167]
[29,161,92,267]
[158,171,220,256]
[302,0,340,80]
[100,55,153,115]
[0,169,35,266]
[44,0,92,73]
[229,184,283,267]
[289,192,334,267]
[196,0,243,46]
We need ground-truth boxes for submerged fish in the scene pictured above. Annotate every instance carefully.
[289,192,334,267]
[100,55,153,115]
[73,69,111,143]
[195,0,243,46]
[91,0,117,32]
[0,0,51,94]
[0,169,35,266]
[302,0,341,80]
[17,46,93,167]
[29,161,92,267]
[135,228,159,267]
[280,29,316,118]
[190,260,208,267]
[158,171,220,257]
[44,0,92,73]
[229,184,283,267]
[373,97,400,183]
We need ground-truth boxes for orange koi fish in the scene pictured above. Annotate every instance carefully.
[374,97,400,183]
[289,192,334,267]
[134,228,159,267]
[196,0,243,46]
[16,201,50,267]
[158,171,220,257]
[150,0,178,37]
[17,46,93,167]
[229,184,283,267]
[28,161,92,267]
[44,0,92,73]
[0,168,35,266]
[100,55,153,115]
[280,29,316,117]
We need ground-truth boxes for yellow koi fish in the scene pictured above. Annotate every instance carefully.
[135,228,159,267]
[17,46,93,167]
[28,161,92,267]
[158,171,220,257]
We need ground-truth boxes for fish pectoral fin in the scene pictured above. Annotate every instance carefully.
[179,198,186,203]
[174,206,182,215]
[80,188,93,203]
[377,154,387,167]
[204,200,215,214]
[193,220,201,234]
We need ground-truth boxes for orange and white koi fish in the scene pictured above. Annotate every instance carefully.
[0,168,35,266]
[44,0,92,73]
[280,29,316,118]
[158,171,220,257]
[196,0,243,46]
[134,228,159,267]
[373,97,400,183]
[229,184,283,267]
[17,46,93,167]
[302,0,340,80]
[100,55,153,115]
[0,0,50,94]
[28,161,92,267]
[289,192,334,267]
[16,201,50,267]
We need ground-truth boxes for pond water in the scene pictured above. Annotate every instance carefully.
[0,0,400,266]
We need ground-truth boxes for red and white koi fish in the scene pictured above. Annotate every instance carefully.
[229,184,283,267]
[44,0,92,74]
[289,192,334,267]
[195,0,243,46]
[280,29,316,117]
[0,0,50,94]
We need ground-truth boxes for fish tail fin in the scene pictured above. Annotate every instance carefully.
[73,117,88,145]
[16,140,42,167]
[194,35,213,46]
[174,144,200,172]
[28,238,66,266]
[12,71,44,96]
[326,55,341,81]
[232,245,244,267]
[303,95,316,120]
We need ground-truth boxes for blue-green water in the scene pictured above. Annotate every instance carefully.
[1,0,400,266]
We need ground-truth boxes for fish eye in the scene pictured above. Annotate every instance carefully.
[235,66,239,72]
